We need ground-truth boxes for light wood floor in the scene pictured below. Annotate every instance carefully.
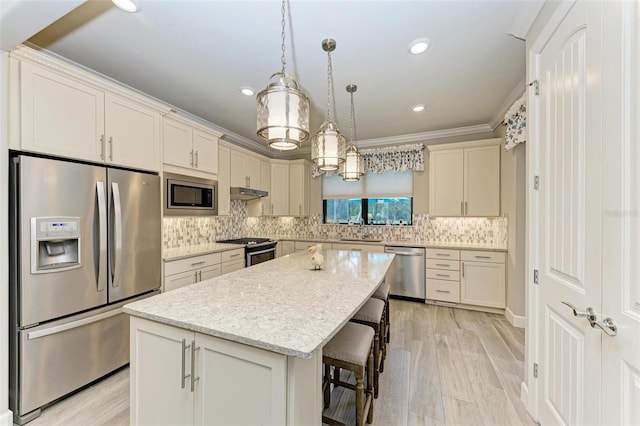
[25,300,536,426]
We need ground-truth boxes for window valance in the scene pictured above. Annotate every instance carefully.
[312,143,425,177]
[504,93,526,150]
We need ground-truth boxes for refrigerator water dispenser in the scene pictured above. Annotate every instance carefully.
[30,217,82,273]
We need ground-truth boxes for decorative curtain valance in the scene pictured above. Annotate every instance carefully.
[312,143,425,177]
[504,93,526,150]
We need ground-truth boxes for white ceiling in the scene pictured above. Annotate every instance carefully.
[23,0,533,158]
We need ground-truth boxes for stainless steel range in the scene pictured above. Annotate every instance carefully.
[217,238,277,267]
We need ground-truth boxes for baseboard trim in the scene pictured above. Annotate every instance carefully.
[0,409,13,426]
[505,307,526,328]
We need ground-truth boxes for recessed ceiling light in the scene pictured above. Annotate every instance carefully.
[240,87,255,96]
[412,104,426,112]
[409,38,431,55]
[111,0,138,13]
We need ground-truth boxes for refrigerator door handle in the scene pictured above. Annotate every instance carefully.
[26,308,123,340]
[111,182,123,288]
[96,182,107,292]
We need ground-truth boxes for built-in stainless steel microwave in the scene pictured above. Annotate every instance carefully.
[164,172,217,216]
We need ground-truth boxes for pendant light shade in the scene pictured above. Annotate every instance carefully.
[257,73,310,150]
[311,39,346,171]
[339,84,364,181]
[256,0,310,150]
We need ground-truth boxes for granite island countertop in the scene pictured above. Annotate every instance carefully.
[124,249,395,359]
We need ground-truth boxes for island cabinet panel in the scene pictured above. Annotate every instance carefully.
[130,317,288,426]
[130,317,194,426]
[195,333,287,426]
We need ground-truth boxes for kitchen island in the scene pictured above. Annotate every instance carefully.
[124,249,394,426]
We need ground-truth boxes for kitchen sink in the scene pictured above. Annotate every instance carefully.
[339,238,383,243]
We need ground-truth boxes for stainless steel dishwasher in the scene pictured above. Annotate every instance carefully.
[384,246,426,300]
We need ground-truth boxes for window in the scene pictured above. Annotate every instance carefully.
[322,171,413,225]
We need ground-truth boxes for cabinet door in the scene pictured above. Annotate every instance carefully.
[199,264,221,281]
[464,145,500,216]
[270,163,289,216]
[429,149,464,216]
[193,129,218,175]
[221,259,244,275]
[460,261,505,308]
[20,61,105,162]
[309,175,322,215]
[246,156,261,189]
[260,160,272,216]
[163,118,193,169]
[105,93,160,171]
[165,270,198,292]
[280,241,295,256]
[230,150,247,187]
[130,317,194,426]
[289,163,309,216]
[194,333,286,426]
[218,146,231,216]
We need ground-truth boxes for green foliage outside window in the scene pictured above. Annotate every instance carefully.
[324,197,412,225]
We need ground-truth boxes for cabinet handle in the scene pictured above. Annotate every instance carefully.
[436,289,451,293]
[271,205,274,215]
[461,201,464,215]
[195,150,199,168]
[229,253,241,257]
[435,253,450,257]
[100,135,105,159]
[190,150,194,167]
[191,261,206,266]
[462,263,465,278]
[299,204,302,215]
[435,273,450,278]
[108,136,113,161]
[181,339,189,389]
[198,270,202,281]
[465,201,468,215]
[435,263,449,267]
[475,255,491,259]
[190,340,200,392]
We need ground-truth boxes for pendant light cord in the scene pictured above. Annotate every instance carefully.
[280,0,286,75]
[349,91,355,144]
[326,50,334,122]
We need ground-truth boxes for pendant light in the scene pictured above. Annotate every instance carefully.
[256,0,310,150]
[339,84,364,181]
[311,39,346,171]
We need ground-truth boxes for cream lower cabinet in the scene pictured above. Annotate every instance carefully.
[332,243,384,253]
[460,250,505,308]
[130,317,286,426]
[426,248,461,303]
[279,241,295,256]
[164,248,244,292]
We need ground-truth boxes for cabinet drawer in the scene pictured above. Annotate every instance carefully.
[461,250,505,263]
[426,248,460,260]
[426,269,460,281]
[164,253,221,276]
[221,259,245,275]
[221,248,244,263]
[426,279,460,303]
[426,258,459,271]
[333,243,384,253]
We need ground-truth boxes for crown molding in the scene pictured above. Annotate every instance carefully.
[489,77,526,130]
[355,124,494,149]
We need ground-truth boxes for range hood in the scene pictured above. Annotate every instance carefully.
[230,187,268,200]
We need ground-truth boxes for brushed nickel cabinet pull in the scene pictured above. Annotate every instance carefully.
[191,261,206,266]
[108,136,113,161]
[181,339,189,389]
[190,150,194,167]
[100,135,105,159]
[436,253,450,257]
[190,340,200,392]
[436,289,451,293]
[195,150,199,168]
[475,255,491,259]
[436,263,449,267]
[435,273,450,277]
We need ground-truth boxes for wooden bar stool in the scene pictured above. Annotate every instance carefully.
[323,322,374,426]
[372,281,390,345]
[350,298,385,398]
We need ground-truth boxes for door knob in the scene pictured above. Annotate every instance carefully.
[561,301,617,337]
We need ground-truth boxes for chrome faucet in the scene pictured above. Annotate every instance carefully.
[359,218,368,239]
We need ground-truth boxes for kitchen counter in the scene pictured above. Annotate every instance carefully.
[163,242,245,261]
[126,249,395,358]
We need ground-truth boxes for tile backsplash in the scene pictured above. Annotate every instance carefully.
[164,202,508,249]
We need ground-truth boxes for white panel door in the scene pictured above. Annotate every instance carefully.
[192,129,218,175]
[535,1,603,424]
[429,149,464,216]
[601,1,640,423]
[105,93,160,171]
[21,61,105,162]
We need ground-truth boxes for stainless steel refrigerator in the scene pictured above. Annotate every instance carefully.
[9,154,161,424]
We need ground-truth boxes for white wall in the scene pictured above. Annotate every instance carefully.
[1,49,12,426]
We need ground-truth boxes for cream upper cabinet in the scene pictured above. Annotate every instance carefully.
[218,146,231,216]
[17,60,162,171]
[289,161,310,216]
[163,115,220,177]
[251,159,272,217]
[230,150,261,189]
[428,138,500,217]
[270,162,290,216]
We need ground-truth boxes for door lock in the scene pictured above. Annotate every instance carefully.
[561,301,617,336]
